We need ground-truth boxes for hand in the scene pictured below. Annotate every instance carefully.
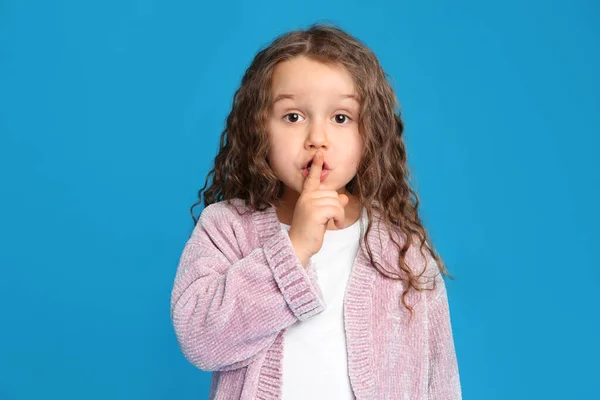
[287,150,349,267]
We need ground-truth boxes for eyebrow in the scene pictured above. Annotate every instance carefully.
[272,93,360,105]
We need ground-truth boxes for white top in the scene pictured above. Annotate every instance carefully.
[279,207,366,400]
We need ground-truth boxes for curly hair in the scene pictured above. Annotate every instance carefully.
[190,22,454,320]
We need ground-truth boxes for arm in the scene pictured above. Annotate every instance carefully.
[427,273,462,399]
[170,204,326,372]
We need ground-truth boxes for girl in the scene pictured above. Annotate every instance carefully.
[171,23,462,400]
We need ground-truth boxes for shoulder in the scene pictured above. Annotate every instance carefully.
[198,198,249,221]
[190,198,258,259]
[192,198,254,240]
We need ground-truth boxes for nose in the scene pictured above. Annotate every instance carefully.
[304,118,329,150]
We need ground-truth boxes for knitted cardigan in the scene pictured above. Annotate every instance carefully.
[170,198,462,399]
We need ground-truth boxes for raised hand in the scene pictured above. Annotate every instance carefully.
[287,150,349,267]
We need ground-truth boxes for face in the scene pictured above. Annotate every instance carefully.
[266,56,363,210]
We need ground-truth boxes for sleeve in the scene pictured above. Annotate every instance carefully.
[170,205,326,372]
[427,272,462,399]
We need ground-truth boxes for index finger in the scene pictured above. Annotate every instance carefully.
[302,150,324,193]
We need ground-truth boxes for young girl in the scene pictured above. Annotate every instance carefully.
[170,23,462,400]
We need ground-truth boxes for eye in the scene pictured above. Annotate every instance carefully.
[283,113,305,123]
[332,114,352,124]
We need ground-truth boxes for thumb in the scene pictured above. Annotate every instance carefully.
[339,193,349,206]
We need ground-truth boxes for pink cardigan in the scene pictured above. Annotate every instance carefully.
[170,198,462,399]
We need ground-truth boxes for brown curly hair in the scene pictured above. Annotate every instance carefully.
[190,22,454,320]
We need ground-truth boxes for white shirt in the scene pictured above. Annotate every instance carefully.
[279,207,366,400]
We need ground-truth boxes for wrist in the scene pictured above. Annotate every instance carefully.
[287,232,312,268]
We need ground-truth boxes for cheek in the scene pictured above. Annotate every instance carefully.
[266,147,286,171]
[269,134,298,158]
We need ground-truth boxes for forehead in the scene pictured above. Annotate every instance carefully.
[270,56,359,104]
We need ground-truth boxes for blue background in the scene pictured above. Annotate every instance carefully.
[1,0,598,399]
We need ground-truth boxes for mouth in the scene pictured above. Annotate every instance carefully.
[301,163,330,180]
[303,158,329,171]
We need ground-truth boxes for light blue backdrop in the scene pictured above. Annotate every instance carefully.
[1,0,598,399]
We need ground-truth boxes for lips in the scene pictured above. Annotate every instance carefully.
[304,157,329,170]
[301,166,329,180]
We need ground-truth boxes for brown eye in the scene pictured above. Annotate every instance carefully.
[333,114,351,124]
[283,113,304,123]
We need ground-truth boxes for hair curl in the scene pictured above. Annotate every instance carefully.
[190,22,454,321]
